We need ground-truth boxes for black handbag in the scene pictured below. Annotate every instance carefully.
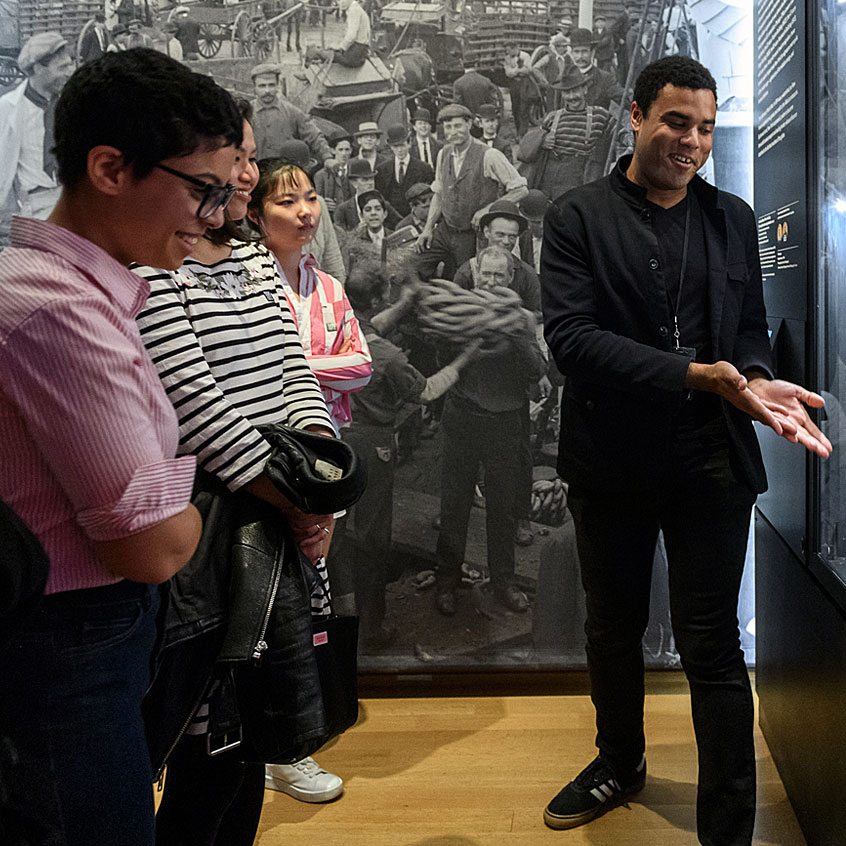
[259,423,368,515]
[215,501,360,765]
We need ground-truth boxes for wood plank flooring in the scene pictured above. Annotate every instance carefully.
[255,692,806,845]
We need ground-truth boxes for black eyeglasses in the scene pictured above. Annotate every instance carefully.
[153,163,237,219]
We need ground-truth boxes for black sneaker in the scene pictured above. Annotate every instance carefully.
[543,755,646,830]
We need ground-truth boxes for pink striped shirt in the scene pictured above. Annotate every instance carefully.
[0,217,196,594]
[277,253,372,428]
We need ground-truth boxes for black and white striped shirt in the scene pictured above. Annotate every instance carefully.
[134,241,334,492]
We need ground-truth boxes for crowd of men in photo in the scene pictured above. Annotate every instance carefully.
[0,6,643,627]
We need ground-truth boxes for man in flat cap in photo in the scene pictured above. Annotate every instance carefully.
[375,124,433,218]
[0,32,74,244]
[394,182,432,234]
[415,103,527,280]
[408,108,441,169]
[569,26,624,111]
[250,63,335,165]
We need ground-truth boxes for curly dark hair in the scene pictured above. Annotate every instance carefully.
[633,55,717,117]
[54,48,243,189]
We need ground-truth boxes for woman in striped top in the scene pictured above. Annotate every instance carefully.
[134,106,342,844]
[246,160,372,435]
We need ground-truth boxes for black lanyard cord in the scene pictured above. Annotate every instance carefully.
[671,199,692,350]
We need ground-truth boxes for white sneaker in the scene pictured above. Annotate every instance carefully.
[264,757,344,802]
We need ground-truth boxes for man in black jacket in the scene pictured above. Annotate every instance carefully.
[540,56,831,844]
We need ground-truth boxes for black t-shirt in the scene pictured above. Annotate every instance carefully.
[649,191,721,424]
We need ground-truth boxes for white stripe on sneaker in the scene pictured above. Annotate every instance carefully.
[590,788,608,802]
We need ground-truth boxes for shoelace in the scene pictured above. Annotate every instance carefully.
[574,758,618,790]
[293,757,326,776]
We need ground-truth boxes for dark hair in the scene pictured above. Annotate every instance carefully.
[205,97,257,247]
[245,161,313,234]
[633,56,717,117]
[54,49,243,189]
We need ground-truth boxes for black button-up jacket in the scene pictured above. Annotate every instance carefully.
[540,156,774,494]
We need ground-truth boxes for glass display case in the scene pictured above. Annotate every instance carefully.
[817,0,846,589]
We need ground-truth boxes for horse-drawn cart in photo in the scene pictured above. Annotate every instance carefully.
[166,0,306,60]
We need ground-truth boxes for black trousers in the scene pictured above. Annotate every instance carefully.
[567,416,757,846]
[436,397,522,590]
[334,425,396,636]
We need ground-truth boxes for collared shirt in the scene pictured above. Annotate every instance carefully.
[395,154,411,183]
[0,82,59,211]
[340,0,371,49]
[431,142,526,196]
[414,134,434,166]
[0,218,196,594]
[276,253,371,429]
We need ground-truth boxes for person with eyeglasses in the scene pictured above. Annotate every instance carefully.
[0,49,242,846]
[133,101,341,845]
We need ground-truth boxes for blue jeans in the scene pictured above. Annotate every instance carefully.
[568,416,757,846]
[0,579,159,846]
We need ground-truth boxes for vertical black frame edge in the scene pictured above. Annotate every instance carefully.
[805,0,821,569]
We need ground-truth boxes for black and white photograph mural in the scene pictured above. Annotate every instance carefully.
[0,0,757,671]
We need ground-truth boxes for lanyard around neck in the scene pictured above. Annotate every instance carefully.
[671,199,691,350]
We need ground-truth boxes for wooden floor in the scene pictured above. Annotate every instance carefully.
[255,689,806,846]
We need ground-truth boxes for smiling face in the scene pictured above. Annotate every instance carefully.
[225,120,259,221]
[628,83,716,207]
[357,133,379,152]
[125,144,237,269]
[477,253,511,289]
[483,217,520,252]
[254,168,321,257]
[362,198,386,230]
[563,83,588,112]
[412,119,431,138]
[442,117,471,148]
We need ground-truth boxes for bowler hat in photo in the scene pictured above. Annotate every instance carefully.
[111,24,128,36]
[437,103,473,122]
[275,139,314,171]
[519,189,551,221]
[386,124,410,146]
[330,132,353,148]
[411,108,432,124]
[476,103,499,120]
[348,158,376,179]
[354,121,382,138]
[17,32,68,74]
[357,189,386,212]
[405,182,432,204]
[479,199,527,233]
[250,62,281,80]
[553,64,589,91]
[569,27,595,48]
